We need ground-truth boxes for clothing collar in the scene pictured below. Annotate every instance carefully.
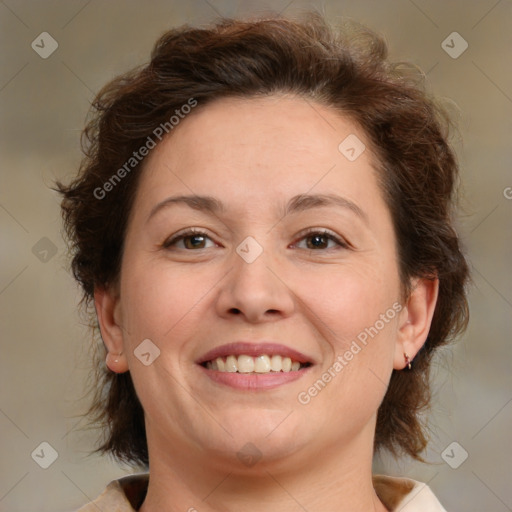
[77,473,446,511]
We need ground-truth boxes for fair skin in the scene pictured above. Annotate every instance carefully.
[95,95,438,511]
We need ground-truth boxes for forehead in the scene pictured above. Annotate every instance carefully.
[138,95,383,211]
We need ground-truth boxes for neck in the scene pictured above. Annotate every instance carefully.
[139,424,388,512]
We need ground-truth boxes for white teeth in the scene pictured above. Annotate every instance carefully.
[225,355,238,372]
[238,355,255,373]
[205,354,307,373]
[270,355,282,371]
[254,355,271,373]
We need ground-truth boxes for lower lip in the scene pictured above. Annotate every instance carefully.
[199,365,311,390]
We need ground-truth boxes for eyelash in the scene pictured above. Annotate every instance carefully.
[162,228,215,250]
[293,228,350,251]
[162,228,349,251]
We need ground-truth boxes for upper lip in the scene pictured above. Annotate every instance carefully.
[197,342,314,365]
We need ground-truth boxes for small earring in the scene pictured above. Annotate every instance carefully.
[106,352,123,371]
[404,353,412,370]
[112,351,122,363]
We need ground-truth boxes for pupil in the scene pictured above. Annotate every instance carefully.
[309,235,327,249]
[186,235,205,249]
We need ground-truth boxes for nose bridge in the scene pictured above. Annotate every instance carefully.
[216,235,295,322]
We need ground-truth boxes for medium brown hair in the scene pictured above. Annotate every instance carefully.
[58,12,469,466]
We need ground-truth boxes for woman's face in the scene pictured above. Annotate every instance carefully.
[109,95,409,470]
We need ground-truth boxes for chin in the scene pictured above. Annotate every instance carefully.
[195,411,313,467]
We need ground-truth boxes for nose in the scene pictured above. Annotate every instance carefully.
[215,244,295,324]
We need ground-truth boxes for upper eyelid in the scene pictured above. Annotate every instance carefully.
[162,228,215,247]
[291,228,349,248]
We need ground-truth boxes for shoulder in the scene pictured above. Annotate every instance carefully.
[75,473,149,512]
[373,474,447,511]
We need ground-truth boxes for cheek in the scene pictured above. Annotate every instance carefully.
[293,265,400,423]
[119,257,215,346]
[117,260,215,423]
[294,261,399,350]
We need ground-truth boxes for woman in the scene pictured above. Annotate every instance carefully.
[59,12,469,511]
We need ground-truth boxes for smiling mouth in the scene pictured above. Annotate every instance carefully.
[202,354,311,374]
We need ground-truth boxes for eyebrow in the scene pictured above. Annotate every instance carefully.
[148,195,224,221]
[285,193,369,225]
[147,193,368,225]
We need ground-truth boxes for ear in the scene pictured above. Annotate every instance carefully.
[94,285,129,373]
[394,277,439,370]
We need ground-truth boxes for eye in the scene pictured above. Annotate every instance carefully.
[293,229,349,250]
[163,229,216,250]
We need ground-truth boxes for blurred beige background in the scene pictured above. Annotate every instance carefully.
[1,1,511,511]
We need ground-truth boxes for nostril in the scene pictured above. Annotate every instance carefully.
[229,308,242,315]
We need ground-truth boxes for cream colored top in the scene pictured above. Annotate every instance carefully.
[76,473,447,511]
